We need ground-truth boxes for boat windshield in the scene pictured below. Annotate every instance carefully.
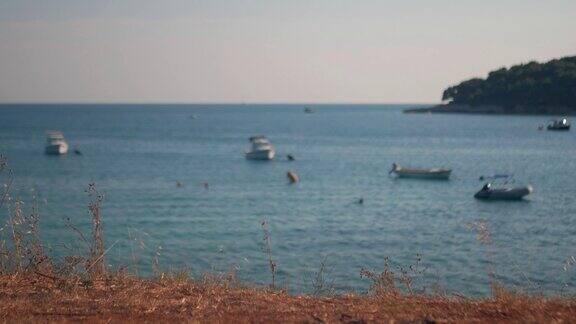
[252,141,272,149]
[247,135,273,152]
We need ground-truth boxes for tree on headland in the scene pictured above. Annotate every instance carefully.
[442,56,576,108]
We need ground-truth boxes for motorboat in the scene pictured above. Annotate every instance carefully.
[389,163,451,180]
[245,135,275,160]
[45,131,69,155]
[547,117,570,131]
[474,183,533,200]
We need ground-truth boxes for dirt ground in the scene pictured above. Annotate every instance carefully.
[1,274,575,323]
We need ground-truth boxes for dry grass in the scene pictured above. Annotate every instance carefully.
[1,272,575,323]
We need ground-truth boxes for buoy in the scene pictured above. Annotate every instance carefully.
[287,154,295,161]
[176,181,183,187]
[287,171,299,184]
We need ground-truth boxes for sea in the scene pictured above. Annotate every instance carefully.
[1,104,575,296]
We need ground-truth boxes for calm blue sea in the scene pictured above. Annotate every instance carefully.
[1,104,575,296]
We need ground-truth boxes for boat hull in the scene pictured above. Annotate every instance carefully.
[245,149,275,160]
[474,186,532,200]
[547,125,570,131]
[45,143,69,155]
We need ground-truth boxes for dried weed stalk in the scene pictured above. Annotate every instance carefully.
[361,255,428,296]
[261,219,276,289]
[467,219,504,297]
[86,183,106,277]
[0,157,51,275]
[361,257,397,296]
[311,256,335,297]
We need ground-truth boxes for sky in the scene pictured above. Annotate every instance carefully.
[0,0,574,104]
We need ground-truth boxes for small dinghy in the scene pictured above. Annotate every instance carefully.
[474,183,533,200]
[389,163,451,180]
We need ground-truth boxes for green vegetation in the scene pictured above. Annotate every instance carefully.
[442,56,576,108]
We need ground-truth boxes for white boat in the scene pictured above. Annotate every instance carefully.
[474,183,533,200]
[389,163,451,180]
[547,117,570,131]
[45,131,69,155]
[245,135,275,160]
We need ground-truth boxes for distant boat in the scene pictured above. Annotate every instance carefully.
[45,131,69,155]
[245,135,275,160]
[474,183,533,200]
[547,117,570,131]
[389,163,451,180]
[304,107,315,114]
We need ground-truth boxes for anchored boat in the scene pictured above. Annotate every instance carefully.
[547,117,570,131]
[474,175,532,200]
[245,135,275,160]
[44,131,69,155]
[389,163,451,180]
[474,183,533,200]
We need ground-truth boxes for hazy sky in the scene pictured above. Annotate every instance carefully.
[0,0,574,103]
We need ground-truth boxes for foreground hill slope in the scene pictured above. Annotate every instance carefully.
[1,274,576,323]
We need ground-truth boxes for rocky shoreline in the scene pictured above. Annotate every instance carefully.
[404,104,576,115]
